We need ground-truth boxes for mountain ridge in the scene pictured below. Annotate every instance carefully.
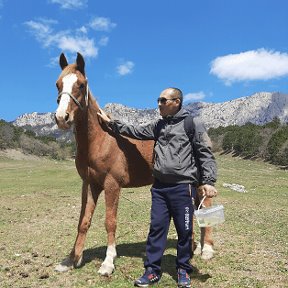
[12,91,288,141]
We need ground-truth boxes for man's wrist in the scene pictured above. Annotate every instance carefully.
[200,181,215,186]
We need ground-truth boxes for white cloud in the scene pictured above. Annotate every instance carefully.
[89,17,116,31]
[77,26,88,34]
[183,92,206,103]
[49,0,87,9]
[116,61,135,76]
[58,36,98,57]
[99,36,109,46]
[24,16,116,65]
[46,56,59,68]
[24,19,57,44]
[210,49,288,85]
[24,19,98,59]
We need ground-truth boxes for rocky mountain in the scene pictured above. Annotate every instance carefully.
[13,112,73,142]
[186,92,288,128]
[12,92,288,141]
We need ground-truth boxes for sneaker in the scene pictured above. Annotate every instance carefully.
[177,268,191,288]
[134,267,161,287]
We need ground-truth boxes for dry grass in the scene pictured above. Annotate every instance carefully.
[0,152,287,287]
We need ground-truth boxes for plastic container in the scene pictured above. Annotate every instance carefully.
[194,197,225,227]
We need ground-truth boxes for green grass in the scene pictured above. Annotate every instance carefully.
[0,153,287,287]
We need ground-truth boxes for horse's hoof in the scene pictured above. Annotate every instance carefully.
[98,263,115,276]
[201,244,214,260]
[193,242,202,256]
[55,257,74,272]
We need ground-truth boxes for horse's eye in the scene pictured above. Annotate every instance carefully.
[79,83,85,89]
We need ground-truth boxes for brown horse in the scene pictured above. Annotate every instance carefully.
[54,53,214,275]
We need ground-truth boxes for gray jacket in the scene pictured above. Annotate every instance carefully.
[109,108,217,186]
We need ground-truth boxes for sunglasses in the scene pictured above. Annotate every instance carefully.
[157,97,178,104]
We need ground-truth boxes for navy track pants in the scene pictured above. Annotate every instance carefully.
[144,181,195,273]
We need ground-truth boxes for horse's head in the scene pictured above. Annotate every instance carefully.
[55,53,88,129]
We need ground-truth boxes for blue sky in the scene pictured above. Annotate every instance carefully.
[1,0,288,121]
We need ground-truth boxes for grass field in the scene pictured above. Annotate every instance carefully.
[0,152,287,288]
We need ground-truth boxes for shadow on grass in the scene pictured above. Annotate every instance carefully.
[82,239,211,283]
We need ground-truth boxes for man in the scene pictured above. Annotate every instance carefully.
[97,87,217,288]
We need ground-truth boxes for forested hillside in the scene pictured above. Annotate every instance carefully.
[1,118,287,166]
[209,117,288,166]
[0,120,74,160]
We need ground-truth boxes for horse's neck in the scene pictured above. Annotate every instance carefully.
[74,93,104,146]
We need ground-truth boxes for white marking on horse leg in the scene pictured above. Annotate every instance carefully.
[201,243,215,260]
[98,243,117,276]
[75,254,83,268]
[55,256,74,272]
[194,242,202,256]
[55,73,77,119]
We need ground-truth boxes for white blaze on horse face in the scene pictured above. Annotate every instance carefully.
[56,73,78,119]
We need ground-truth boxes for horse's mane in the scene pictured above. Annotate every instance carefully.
[60,64,78,78]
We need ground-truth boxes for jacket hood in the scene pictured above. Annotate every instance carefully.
[163,108,190,122]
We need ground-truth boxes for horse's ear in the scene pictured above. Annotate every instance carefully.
[59,53,68,70]
[76,52,85,76]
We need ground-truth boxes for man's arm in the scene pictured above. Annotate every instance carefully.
[97,108,156,140]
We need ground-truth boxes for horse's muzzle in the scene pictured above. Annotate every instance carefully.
[55,113,72,130]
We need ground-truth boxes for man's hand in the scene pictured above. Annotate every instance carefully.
[97,108,111,125]
[197,184,218,198]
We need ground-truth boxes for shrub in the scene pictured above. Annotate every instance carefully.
[210,120,287,165]
[267,126,288,164]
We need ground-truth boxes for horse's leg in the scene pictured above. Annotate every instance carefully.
[199,197,214,260]
[193,194,215,260]
[98,181,120,276]
[55,181,98,272]
[193,193,202,256]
